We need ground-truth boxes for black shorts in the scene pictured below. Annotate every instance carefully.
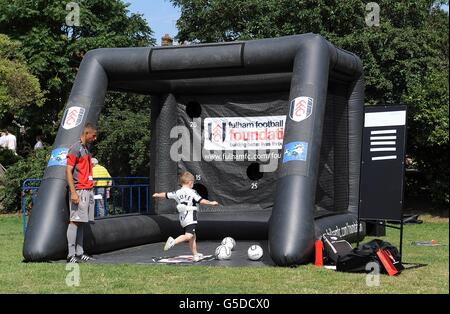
[184,224,197,235]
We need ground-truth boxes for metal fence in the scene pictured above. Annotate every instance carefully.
[21,177,150,236]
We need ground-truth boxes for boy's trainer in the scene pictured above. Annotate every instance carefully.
[164,237,175,251]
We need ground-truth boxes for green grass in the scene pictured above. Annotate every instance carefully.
[0,214,448,294]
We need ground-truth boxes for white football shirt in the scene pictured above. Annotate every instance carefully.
[166,187,203,227]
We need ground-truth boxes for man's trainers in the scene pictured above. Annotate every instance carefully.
[164,237,175,251]
[77,254,96,262]
[67,255,79,263]
[193,253,204,262]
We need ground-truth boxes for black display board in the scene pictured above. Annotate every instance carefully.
[359,105,407,221]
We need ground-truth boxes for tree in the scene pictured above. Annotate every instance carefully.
[93,92,151,177]
[403,66,449,204]
[0,0,155,182]
[0,146,50,212]
[171,0,449,205]
[0,34,44,123]
[0,0,154,139]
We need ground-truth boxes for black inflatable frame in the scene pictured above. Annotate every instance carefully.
[23,34,365,266]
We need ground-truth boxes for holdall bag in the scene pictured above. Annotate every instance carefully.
[335,246,378,273]
[362,239,404,273]
[336,239,403,274]
[322,234,354,265]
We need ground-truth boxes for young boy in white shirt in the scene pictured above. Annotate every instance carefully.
[153,171,219,262]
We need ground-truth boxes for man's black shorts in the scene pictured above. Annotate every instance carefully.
[184,224,197,235]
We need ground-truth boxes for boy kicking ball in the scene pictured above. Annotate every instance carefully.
[153,171,219,262]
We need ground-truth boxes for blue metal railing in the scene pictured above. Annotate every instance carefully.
[21,177,150,237]
[21,179,41,237]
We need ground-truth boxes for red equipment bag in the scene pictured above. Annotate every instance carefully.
[376,248,399,276]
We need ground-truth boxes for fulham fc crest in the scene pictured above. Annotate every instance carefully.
[207,121,227,143]
[62,106,85,130]
[289,96,313,122]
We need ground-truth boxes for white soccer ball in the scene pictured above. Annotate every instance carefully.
[247,244,263,261]
[215,244,232,260]
[221,237,236,250]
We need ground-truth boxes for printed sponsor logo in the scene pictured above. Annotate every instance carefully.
[62,106,85,130]
[47,147,69,167]
[207,121,227,143]
[289,96,313,122]
[204,116,286,151]
[282,141,308,163]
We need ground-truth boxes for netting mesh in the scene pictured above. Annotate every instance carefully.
[153,89,350,214]
[315,92,349,212]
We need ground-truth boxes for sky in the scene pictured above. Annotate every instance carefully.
[126,0,181,45]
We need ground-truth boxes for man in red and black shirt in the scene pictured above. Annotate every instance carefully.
[66,123,97,263]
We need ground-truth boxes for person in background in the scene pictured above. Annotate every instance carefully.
[0,131,7,149]
[34,135,44,150]
[92,158,112,217]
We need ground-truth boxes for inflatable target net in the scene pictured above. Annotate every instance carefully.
[24,34,365,266]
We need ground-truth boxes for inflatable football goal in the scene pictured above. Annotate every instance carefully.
[23,34,365,266]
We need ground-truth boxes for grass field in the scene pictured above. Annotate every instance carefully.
[0,213,448,294]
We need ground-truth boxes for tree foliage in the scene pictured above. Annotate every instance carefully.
[0,0,154,137]
[0,1,156,211]
[0,147,50,212]
[0,34,44,121]
[171,0,449,205]
[93,92,151,177]
[403,66,449,204]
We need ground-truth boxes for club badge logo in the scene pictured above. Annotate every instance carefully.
[289,96,313,122]
[62,106,85,130]
[207,121,227,143]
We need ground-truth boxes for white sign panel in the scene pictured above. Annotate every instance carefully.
[203,116,286,150]
[364,110,406,127]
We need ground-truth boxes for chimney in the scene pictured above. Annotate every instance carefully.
[161,34,173,46]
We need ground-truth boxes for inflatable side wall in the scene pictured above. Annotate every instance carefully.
[23,34,364,266]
